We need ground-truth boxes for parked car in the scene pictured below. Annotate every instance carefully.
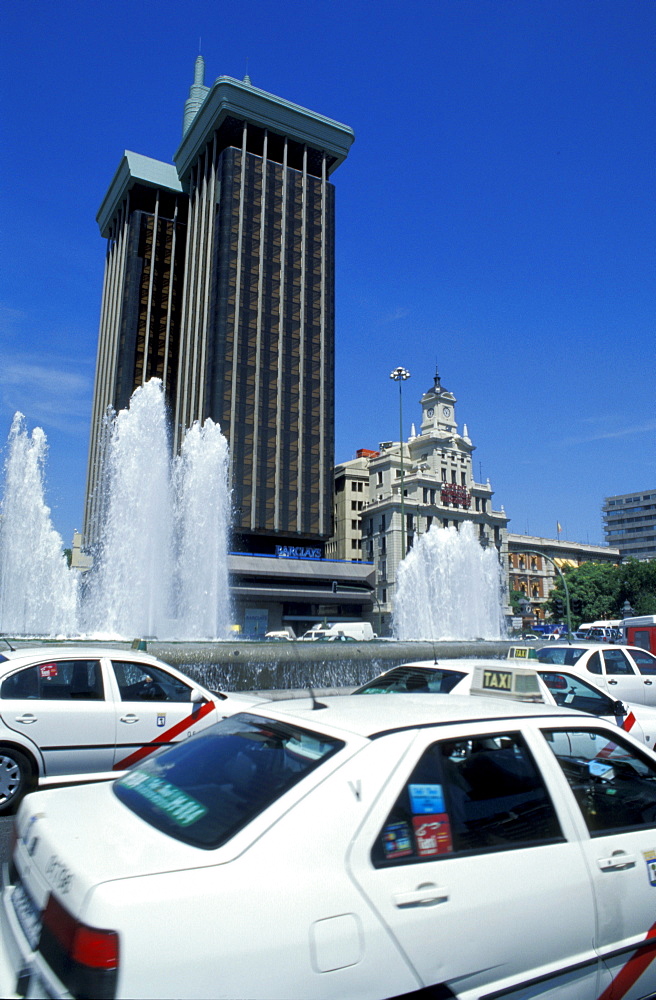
[536,643,656,706]
[4,693,656,999]
[0,646,265,812]
[353,658,656,747]
[300,621,376,641]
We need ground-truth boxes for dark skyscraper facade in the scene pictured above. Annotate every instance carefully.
[86,59,354,553]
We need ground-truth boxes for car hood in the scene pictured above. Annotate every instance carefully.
[13,781,215,915]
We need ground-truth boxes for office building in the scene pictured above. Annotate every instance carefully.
[602,490,656,561]
[85,57,354,557]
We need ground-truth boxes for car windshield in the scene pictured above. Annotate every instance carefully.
[537,647,586,666]
[354,666,467,694]
[114,713,344,849]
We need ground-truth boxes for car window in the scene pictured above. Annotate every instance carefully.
[542,729,656,834]
[539,671,616,716]
[112,661,193,702]
[537,647,586,666]
[355,666,467,694]
[372,732,562,867]
[630,649,656,675]
[602,649,635,676]
[586,651,602,675]
[114,713,344,848]
[0,660,104,700]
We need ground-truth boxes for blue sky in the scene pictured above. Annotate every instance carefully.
[1,0,654,548]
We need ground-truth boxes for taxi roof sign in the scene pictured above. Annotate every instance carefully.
[507,646,538,660]
[470,665,544,703]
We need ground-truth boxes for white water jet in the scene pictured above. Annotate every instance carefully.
[82,381,175,638]
[394,521,505,641]
[0,414,78,635]
[173,419,231,639]
[0,380,232,640]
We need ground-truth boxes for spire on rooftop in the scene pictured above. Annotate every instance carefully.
[183,54,210,137]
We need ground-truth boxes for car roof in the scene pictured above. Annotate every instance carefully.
[243,692,582,740]
[0,645,170,671]
[387,659,505,672]
[538,644,645,653]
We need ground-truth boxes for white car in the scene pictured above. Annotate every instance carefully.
[2,695,656,999]
[353,658,656,748]
[0,645,264,812]
[537,643,656,706]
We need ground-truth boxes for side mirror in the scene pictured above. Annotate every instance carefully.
[612,700,626,717]
[190,687,204,704]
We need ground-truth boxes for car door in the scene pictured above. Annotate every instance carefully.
[584,649,649,706]
[0,658,115,775]
[627,648,656,705]
[109,659,217,770]
[349,722,602,998]
[539,724,656,999]
[538,669,649,746]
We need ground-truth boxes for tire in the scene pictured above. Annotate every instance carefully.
[0,748,34,814]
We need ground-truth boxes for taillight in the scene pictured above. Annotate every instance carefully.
[39,892,118,999]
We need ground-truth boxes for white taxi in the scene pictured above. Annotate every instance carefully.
[2,695,656,999]
[0,646,264,812]
[537,644,656,706]
[353,658,656,747]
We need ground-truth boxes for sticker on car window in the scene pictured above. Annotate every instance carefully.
[644,850,656,887]
[413,814,452,856]
[119,771,207,827]
[39,663,58,679]
[382,821,413,859]
[409,783,445,814]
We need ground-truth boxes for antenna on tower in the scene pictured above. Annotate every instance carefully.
[198,36,202,53]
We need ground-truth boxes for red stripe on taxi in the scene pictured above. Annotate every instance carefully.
[113,699,216,770]
[597,921,656,1000]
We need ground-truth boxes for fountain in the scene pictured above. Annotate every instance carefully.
[0,414,78,636]
[394,520,505,641]
[0,380,231,640]
[1,381,511,686]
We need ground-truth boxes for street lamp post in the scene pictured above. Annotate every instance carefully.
[390,366,411,559]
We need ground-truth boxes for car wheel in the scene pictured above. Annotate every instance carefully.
[0,748,34,814]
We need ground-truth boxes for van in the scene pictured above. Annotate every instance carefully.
[300,621,376,641]
[622,615,656,655]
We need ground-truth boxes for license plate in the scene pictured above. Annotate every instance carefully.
[11,881,42,951]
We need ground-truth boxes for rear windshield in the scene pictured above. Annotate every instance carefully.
[114,713,344,849]
[355,666,467,694]
[537,647,586,666]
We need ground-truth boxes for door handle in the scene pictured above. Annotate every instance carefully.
[393,883,449,908]
[608,679,618,685]
[597,853,636,872]
[645,680,653,686]
[15,714,37,724]
[120,714,139,724]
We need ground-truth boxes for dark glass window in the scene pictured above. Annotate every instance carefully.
[543,728,656,834]
[0,661,104,701]
[115,714,343,848]
[112,661,192,703]
[372,732,561,867]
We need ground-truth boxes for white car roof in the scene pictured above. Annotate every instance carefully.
[243,692,582,740]
[0,645,179,673]
[538,644,646,654]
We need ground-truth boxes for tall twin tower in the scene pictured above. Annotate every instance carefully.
[86,58,354,553]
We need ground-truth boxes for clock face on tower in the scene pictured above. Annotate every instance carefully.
[427,407,434,417]
[442,406,451,418]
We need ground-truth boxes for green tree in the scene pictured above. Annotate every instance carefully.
[548,560,656,627]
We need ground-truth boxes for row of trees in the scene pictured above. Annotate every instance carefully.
[535,559,656,627]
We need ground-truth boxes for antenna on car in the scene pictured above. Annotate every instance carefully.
[1,636,16,651]
[308,688,327,710]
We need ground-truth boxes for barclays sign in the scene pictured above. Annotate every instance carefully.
[276,545,322,560]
